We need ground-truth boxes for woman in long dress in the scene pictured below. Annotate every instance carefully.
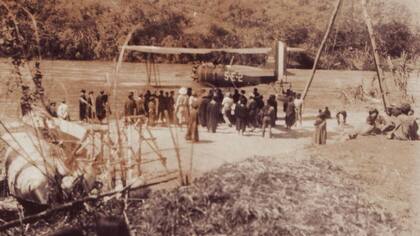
[313,112,327,145]
[186,101,200,142]
[198,90,213,128]
[206,96,220,133]
[285,97,296,129]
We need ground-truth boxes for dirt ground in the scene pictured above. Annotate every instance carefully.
[0,59,420,233]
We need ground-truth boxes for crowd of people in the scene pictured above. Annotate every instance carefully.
[119,87,305,142]
[41,89,112,123]
[31,85,309,143]
[20,84,418,144]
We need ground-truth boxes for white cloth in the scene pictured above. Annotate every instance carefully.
[57,103,69,120]
[222,97,234,113]
[293,98,303,108]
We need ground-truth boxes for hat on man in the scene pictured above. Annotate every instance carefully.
[179,87,187,95]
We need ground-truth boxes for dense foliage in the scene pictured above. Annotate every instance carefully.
[0,0,419,69]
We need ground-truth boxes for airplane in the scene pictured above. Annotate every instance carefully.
[122,41,305,88]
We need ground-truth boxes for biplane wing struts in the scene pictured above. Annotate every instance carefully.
[119,41,305,88]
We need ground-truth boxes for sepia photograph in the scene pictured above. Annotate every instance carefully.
[0,0,419,235]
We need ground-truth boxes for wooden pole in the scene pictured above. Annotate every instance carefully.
[361,0,387,111]
[301,0,343,101]
[0,177,177,231]
[112,24,142,187]
[165,111,185,185]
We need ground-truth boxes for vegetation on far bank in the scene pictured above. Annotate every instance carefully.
[0,0,419,70]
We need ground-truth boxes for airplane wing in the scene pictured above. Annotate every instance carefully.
[123,46,273,54]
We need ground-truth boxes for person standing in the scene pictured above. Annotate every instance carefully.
[186,100,200,142]
[313,112,327,145]
[323,107,332,119]
[189,91,199,111]
[96,91,106,123]
[103,93,112,121]
[135,92,146,115]
[253,87,260,98]
[293,93,303,127]
[267,95,278,126]
[168,91,175,124]
[87,91,96,120]
[247,96,258,131]
[198,90,212,128]
[144,90,151,115]
[240,90,248,105]
[157,90,166,124]
[57,100,70,120]
[235,97,248,135]
[285,96,296,129]
[175,87,189,127]
[206,95,220,133]
[261,101,275,138]
[222,92,234,127]
[79,90,88,122]
[124,92,137,124]
[232,89,240,104]
[147,96,157,126]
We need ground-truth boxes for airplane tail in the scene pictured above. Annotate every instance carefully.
[274,41,287,82]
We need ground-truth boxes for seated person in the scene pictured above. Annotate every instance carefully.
[336,110,347,126]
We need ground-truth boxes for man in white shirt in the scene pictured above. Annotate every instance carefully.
[222,92,234,127]
[57,100,70,120]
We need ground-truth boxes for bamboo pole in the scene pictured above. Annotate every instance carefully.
[361,0,388,111]
[301,0,343,101]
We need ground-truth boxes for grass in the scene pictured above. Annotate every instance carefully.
[6,154,401,235]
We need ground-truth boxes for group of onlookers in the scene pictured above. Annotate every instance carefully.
[20,84,418,144]
[121,87,283,141]
[43,90,111,123]
[313,102,419,145]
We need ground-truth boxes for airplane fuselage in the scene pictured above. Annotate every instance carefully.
[195,64,277,88]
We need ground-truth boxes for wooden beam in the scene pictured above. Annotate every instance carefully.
[361,0,388,111]
[0,177,177,231]
[301,0,343,101]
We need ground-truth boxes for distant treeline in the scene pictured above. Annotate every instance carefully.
[1,0,419,70]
